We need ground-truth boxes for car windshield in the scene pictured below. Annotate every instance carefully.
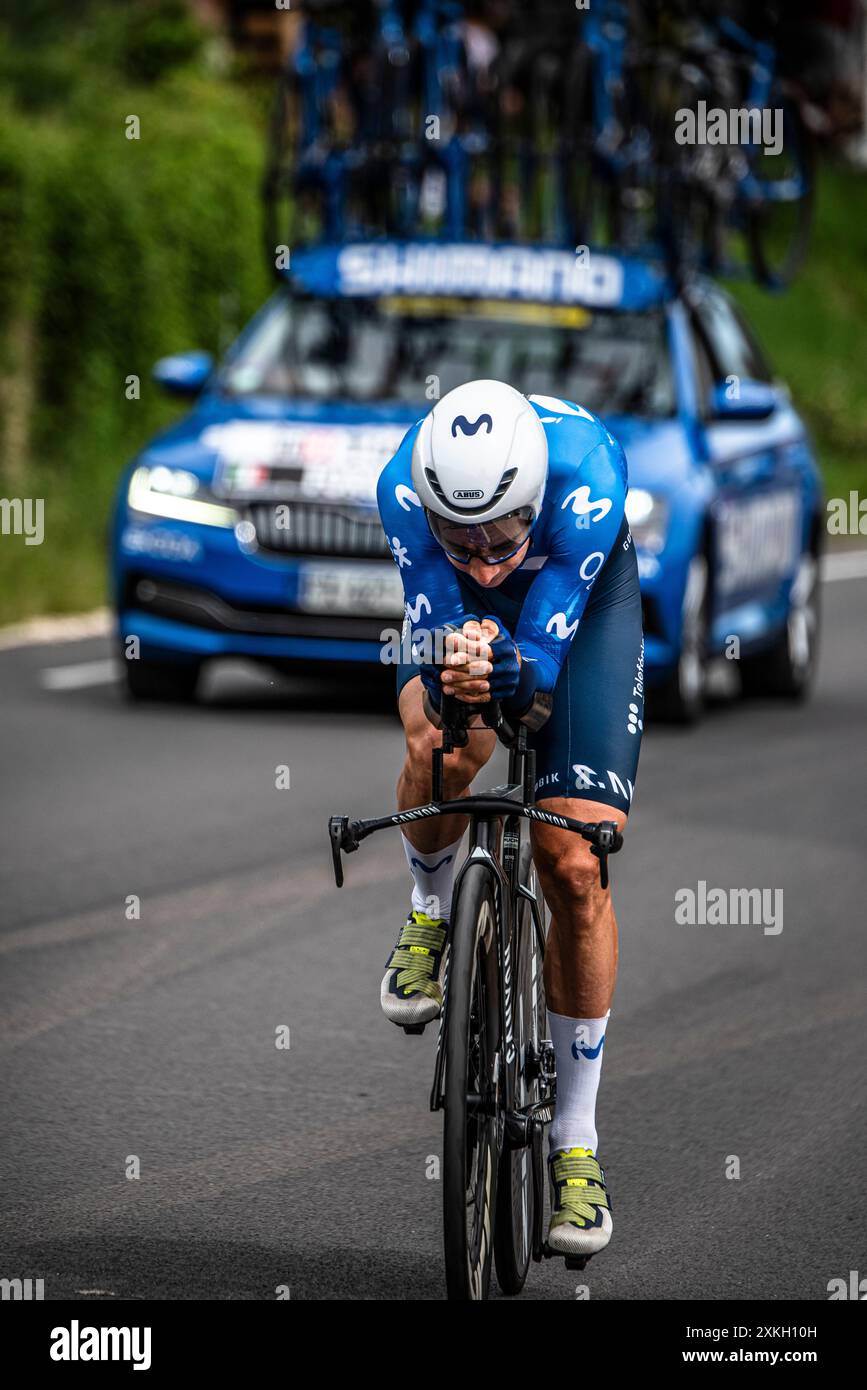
[219,293,675,418]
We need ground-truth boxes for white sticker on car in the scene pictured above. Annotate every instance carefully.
[202,422,407,503]
[715,490,801,595]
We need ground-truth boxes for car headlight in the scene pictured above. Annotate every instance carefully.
[127,465,238,528]
[625,488,669,555]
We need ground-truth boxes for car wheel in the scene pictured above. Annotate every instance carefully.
[123,656,202,703]
[740,551,821,700]
[652,554,709,725]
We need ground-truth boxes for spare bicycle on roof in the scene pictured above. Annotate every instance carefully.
[263,0,813,289]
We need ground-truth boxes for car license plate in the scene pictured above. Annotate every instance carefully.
[298,562,403,617]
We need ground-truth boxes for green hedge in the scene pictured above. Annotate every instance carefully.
[0,68,270,621]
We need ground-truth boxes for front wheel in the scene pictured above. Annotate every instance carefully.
[442,864,501,1301]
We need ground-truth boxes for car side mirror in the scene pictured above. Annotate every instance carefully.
[709,380,777,421]
[152,351,213,396]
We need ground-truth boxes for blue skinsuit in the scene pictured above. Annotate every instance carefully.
[377,394,644,811]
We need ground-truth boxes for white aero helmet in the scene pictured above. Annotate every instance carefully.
[411,379,548,534]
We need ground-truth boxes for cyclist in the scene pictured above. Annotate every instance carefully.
[377,378,644,1261]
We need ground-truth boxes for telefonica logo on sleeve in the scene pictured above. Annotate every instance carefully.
[336,244,626,306]
[50,1321,152,1371]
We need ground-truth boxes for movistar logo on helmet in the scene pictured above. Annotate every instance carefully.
[451,413,493,438]
[411,379,548,529]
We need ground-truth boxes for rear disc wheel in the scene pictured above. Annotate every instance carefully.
[494,853,547,1295]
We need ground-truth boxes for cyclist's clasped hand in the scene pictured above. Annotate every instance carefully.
[437,618,522,705]
[418,619,504,706]
[441,619,497,704]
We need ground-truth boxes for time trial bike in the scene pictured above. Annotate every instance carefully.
[329,693,623,1299]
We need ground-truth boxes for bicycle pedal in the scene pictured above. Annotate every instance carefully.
[541,1243,592,1273]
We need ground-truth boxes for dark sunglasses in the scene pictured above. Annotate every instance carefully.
[426,507,534,566]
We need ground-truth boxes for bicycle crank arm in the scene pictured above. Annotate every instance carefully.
[504,1099,555,1149]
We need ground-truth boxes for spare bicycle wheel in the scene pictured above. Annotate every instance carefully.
[746,95,814,290]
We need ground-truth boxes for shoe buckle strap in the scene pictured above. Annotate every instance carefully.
[554,1157,603,1182]
[561,1183,609,1213]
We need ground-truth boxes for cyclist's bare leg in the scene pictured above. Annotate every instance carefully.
[381,676,496,1025]
[531,796,627,1249]
[397,675,496,853]
[530,797,628,1017]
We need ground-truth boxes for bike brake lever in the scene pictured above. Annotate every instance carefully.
[591,845,610,891]
[328,815,360,888]
[589,821,623,891]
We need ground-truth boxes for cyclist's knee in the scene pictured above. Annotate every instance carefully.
[404,718,441,769]
[536,841,605,918]
[533,802,627,918]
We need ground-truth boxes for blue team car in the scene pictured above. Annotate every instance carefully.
[111,240,823,721]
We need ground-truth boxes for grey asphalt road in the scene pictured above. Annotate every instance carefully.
[1,571,865,1302]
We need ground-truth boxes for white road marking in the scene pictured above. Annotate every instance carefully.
[822,549,867,583]
[0,608,110,651]
[40,658,120,691]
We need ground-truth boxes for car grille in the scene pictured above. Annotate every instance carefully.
[125,575,389,641]
[247,501,391,557]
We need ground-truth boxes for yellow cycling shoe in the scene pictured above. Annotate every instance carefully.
[380,910,448,1032]
[546,1147,613,1258]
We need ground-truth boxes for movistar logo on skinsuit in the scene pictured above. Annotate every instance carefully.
[410,854,453,873]
[571,1034,606,1061]
[561,485,613,523]
[451,413,493,437]
[395,483,421,511]
[405,593,431,623]
[546,611,580,640]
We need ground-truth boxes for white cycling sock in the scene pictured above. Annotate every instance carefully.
[547,1009,610,1154]
[402,833,463,921]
